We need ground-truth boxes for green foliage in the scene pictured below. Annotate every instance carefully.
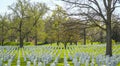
[0,0,119,47]
[23,42,33,45]
[4,42,19,45]
[112,23,120,42]
[37,42,43,45]
[3,42,34,46]
[86,40,91,44]
[112,40,116,44]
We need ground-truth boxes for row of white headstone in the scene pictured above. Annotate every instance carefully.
[0,46,17,66]
[23,46,60,66]
[0,45,120,66]
[67,45,120,66]
[23,45,120,66]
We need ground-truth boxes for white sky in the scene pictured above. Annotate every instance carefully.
[0,0,65,15]
[0,0,120,17]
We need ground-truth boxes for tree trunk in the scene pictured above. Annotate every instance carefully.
[70,41,72,45]
[19,20,24,48]
[35,35,37,45]
[1,39,4,46]
[57,32,60,46]
[106,1,112,56]
[75,41,77,45]
[57,41,59,46]
[26,35,29,42]
[1,24,4,46]
[106,23,112,56]
[83,28,86,45]
[91,40,93,45]
[64,42,67,49]
[20,37,23,48]
[19,29,23,48]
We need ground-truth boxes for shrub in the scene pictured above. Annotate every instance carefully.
[4,42,19,46]
[24,42,33,46]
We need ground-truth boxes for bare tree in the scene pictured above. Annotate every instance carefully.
[62,0,120,56]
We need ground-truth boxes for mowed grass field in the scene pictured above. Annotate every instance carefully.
[1,44,120,66]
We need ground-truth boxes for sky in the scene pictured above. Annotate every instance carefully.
[0,0,64,15]
[0,0,120,16]
[0,0,16,14]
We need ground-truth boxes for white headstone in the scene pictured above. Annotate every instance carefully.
[0,59,2,66]
[50,63,56,66]
[111,61,117,66]
[43,60,46,66]
[8,59,12,66]
[67,64,70,66]
[90,62,94,66]
[17,60,20,66]
[4,64,7,66]
[85,60,89,66]
[24,57,26,62]
[38,62,42,66]
[33,59,37,66]
[27,61,31,66]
